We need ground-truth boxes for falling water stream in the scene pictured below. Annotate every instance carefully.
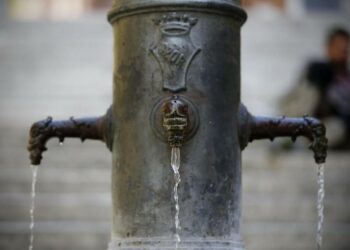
[171,147,181,248]
[29,136,325,250]
[29,165,39,250]
[316,164,325,250]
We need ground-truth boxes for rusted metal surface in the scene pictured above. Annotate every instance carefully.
[28,111,111,166]
[150,95,200,148]
[26,0,328,249]
[249,116,328,164]
[161,95,190,147]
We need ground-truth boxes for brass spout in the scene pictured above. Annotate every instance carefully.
[162,95,190,148]
[249,116,328,164]
[27,107,113,165]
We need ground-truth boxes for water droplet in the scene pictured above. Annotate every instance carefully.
[59,142,63,147]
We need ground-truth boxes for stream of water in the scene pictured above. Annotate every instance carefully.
[171,147,181,248]
[316,164,325,250]
[29,165,39,250]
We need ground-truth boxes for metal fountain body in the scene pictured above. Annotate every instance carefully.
[28,1,328,249]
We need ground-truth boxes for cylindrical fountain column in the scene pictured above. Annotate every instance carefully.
[27,1,328,249]
[108,0,247,249]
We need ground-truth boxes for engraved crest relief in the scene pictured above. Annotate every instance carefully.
[150,13,201,92]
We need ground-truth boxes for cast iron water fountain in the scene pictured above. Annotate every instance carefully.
[27,1,328,249]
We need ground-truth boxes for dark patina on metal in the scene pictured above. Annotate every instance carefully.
[151,95,200,147]
[249,116,328,164]
[162,96,190,147]
[150,13,201,92]
[28,108,113,165]
[27,1,328,249]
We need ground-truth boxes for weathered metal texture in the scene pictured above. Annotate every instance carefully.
[26,1,328,249]
[107,0,246,249]
[148,95,200,149]
[248,116,328,164]
[161,96,191,148]
[27,108,112,165]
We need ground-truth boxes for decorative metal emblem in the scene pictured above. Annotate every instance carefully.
[162,96,189,147]
[150,95,200,146]
[150,13,201,92]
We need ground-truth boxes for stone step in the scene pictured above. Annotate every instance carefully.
[0,193,111,221]
[0,191,348,223]
[1,152,347,196]
[243,164,350,196]
[0,221,349,250]
[0,221,110,250]
[0,166,111,193]
[243,222,350,250]
[242,194,350,223]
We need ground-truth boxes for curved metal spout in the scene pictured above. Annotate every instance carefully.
[162,95,190,148]
[249,116,328,164]
[28,107,113,166]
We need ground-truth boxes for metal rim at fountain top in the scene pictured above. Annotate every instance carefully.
[107,0,247,24]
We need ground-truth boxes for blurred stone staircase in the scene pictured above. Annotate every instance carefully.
[242,143,350,250]
[1,126,350,250]
[0,126,112,250]
[1,9,350,250]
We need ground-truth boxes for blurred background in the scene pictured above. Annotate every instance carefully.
[0,0,349,249]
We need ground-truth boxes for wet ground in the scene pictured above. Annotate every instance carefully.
[0,8,350,250]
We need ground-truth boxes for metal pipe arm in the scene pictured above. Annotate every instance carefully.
[249,116,328,164]
[27,107,114,166]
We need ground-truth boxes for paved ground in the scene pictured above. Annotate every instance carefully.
[0,7,349,250]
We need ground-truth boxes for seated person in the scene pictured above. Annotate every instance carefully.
[281,27,350,149]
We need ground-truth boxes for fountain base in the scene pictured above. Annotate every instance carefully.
[107,236,245,250]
